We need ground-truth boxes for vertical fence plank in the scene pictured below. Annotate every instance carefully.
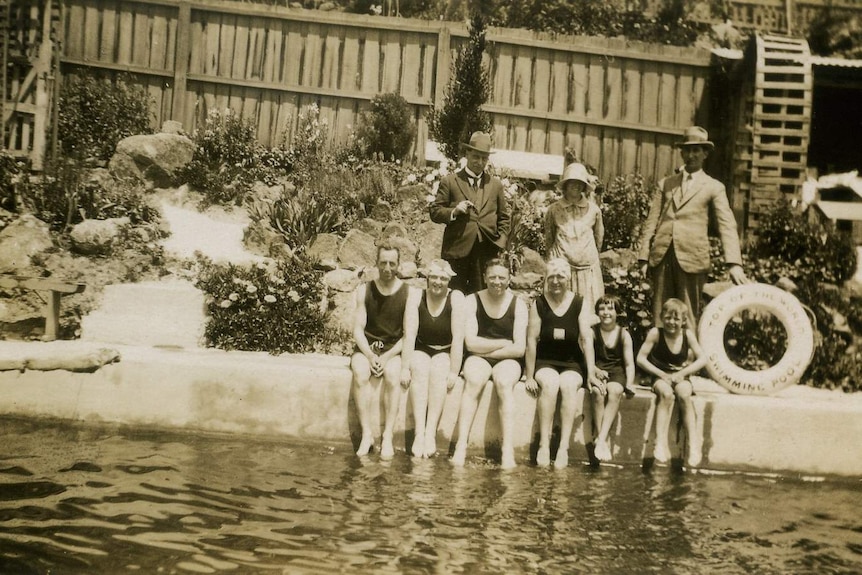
[381,30,401,93]
[65,2,85,60]
[99,2,117,61]
[341,26,360,92]
[321,26,342,90]
[171,2,190,123]
[282,21,303,85]
[149,5,169,70]
[117,5,133,65]
[531,48,550,153]
[401,32,422,99]
[83,1,99,60]
[132,4,150,67]
[218,13,235,78]
[302,22,323,87]
[361,28,380,93]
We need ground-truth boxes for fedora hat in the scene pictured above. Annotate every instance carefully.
[460,131,492,155]
[557,162,596,192]
[676,126,714,149]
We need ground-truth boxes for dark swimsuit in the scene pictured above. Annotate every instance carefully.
[358,281,408,354]
[472,293,518,367]
[416,290,453,356]
[647,328,692,389]
[535,294,584,374]
[594,325,627,384]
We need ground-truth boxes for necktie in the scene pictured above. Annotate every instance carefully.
[675,173,691,207]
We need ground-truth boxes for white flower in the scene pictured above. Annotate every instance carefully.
[425,193,436,205]
[264,294,277,303]
[246,285,258,294]
[439,165,449,176]
[288,290,300,302]
[228,292,239,301]
[406,174,417,184]
[432,181,440,194]
[219,299,232,309]
[501,178,511,188]
[425,173,435,183]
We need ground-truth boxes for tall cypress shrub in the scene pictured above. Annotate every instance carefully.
[428,15,493,162]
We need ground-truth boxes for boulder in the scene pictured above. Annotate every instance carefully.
[243,222,293,260]
[323,268,362,293]
[109,133,195,188]
[325,290,356,335]
[511,272,544,291]
[398,261,418,279]
[69,217,130,255]
[416,220,444,267]
[307,233,341,269]
[0,215,53,273]
[385,235,417,265]
[370,200,393,221]
[381,221,409,238]
[161,120,184,135]
[338,229,377,270]
[600,248,639,271]
[356,218,383,238]
[85,167,114,191]
[518,247,546,276]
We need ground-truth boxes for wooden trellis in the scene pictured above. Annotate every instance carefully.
[730,34,812,233]
[1,0,60,169]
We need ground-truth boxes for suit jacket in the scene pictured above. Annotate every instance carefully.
[638,170,742,274]
[429,169,510,259]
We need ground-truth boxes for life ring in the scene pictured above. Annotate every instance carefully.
[697,284,815,395]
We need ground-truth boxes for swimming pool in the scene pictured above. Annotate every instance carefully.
[0,418,859,574]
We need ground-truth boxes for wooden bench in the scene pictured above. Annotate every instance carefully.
[0,275,86,341]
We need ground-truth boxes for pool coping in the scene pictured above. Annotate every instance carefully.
[1,341,861,478]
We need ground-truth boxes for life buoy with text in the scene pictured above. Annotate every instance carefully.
[697,284,815,395]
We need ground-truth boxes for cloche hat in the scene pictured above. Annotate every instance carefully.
[557,162,597,192]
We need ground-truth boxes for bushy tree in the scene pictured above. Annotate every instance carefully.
[357,92,416,161]
[428,14,492,162]
[58,72,152,161]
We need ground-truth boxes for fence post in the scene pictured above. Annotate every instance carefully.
[171,1,191,127]
[31,0,55,171]
[433,25,451,109]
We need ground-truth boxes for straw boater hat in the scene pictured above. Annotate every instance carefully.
[676,126,714,150]
[460,131,493,155]
[423,258,457,278]
[557,162,596,192]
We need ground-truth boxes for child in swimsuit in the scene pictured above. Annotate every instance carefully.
[590,295,636,462]
[636,298,707,467]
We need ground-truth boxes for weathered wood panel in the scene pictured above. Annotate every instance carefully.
[51,0,714,183]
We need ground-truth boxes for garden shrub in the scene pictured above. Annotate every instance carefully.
[357,93,416,162]
[0,152,22,212]
[58,72,153,161]
[598,174,652,251]
[749,200,857,285]
[502,178,547,271]
[180,109,263,205]
[428,14,492,162]
[602,263,653,349]
[195,255,331,354]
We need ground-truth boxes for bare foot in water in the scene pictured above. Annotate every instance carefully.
[501,448,516,470]
[594,441,612,462]
[536,446,550,467]
[687,437,702,468]
[356,436,374,457]
[451,444,467,466]
[653,442,670,464]
[411,433,424,458]
[424,435,437,458]
[554,448,569,469]
[380,435,394,460]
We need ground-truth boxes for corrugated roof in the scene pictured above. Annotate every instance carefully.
[810,56,862,69]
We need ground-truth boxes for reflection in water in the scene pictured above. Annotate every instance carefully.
[0,418,860,574]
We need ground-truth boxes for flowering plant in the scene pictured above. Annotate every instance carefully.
[602,263,653,346]
[195,255,331,354]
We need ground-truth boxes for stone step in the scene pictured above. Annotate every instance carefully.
[81,280,207,348]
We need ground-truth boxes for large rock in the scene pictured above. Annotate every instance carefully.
[109,133,195,188]
[323,268,362,293]
[369,200,393,221]
[416,220,444,267]
[0,215,53,273]
[338,229,377,270]
[307,233,341,269]
[518,247,546,276]
[243,221,292,260]
[355,218,383,238]
[69,218,130,255]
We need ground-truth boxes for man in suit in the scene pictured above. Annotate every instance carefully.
[638,126,747,327]
[430,131,511,294]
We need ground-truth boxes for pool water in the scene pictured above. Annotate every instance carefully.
[0,418,860,574]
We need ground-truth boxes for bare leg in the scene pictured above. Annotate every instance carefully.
[555,370,584,469]
[493,359,522,469]
[410,351,432,457]
[380,356,402,460]
[595,381,624,461]
[452,356,492,466]
[653,379,675,463]
[351,352,377,456]
[675,380,700,467]
[534,367,561,467]
[424,352,452,457]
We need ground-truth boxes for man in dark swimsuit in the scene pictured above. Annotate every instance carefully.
[351,242,409,459]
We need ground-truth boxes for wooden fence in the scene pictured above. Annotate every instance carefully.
[58,0,714,184]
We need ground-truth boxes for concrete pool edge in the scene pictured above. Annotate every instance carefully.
[1,341,861,478]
